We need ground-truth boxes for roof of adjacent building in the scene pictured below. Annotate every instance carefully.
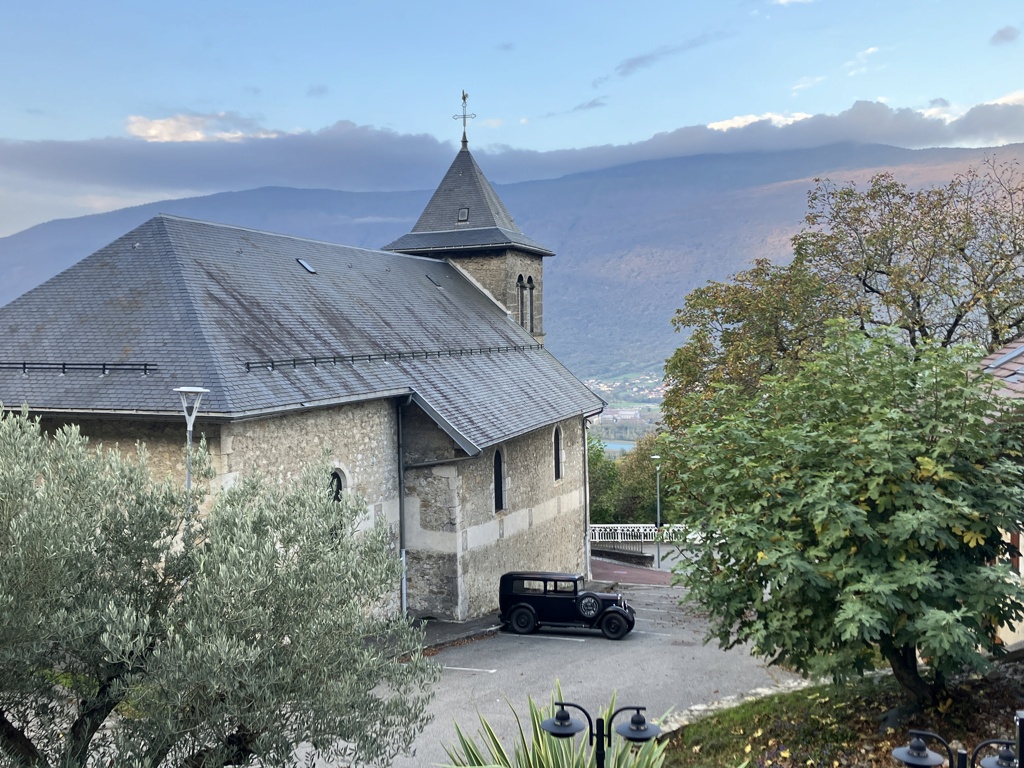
[382,145,554,257]
[982,339,1024,397]
[0,215,600,453]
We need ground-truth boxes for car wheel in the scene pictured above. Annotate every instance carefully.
[600,612,629,640]
[509,606,536,635]
[577,593,601,619]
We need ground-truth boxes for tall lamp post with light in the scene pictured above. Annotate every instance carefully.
[892,710,1023,768]
[540,701,660,768]
[650,454,661,569]
[173,386,209,543]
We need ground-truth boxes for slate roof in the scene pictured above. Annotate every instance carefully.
[382,145,554,257]
[0,215,601,454]
[982,339,1024,398]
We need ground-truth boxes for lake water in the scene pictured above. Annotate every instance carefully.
[602,439,636,453]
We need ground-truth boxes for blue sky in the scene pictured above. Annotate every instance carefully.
[1,0,1022,236]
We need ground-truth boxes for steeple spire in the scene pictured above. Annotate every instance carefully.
[453,90,476,148]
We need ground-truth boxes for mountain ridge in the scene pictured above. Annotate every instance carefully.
[2,142,1020,379]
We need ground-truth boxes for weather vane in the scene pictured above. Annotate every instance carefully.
[453,90,476,148]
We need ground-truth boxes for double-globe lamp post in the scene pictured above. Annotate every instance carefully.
[540,701,660,768]
[892,710,1024,768]
[173,386,209,544]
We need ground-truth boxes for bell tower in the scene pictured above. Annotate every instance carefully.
[382,92,553,342]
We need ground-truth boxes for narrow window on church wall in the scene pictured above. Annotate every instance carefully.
[329,468,346,501]
[494,449,505,512]
[553,427,563,481]
[527,277,535,334]
[516,275,526,328]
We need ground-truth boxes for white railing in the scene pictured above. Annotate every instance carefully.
[590,524,658,543]
[589,524,690,544]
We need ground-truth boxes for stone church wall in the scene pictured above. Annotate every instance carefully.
[450,249,545,339]
[402,413,588,620]
[459,417,588,617]
[43,400,401,535]
[43,400,590,623]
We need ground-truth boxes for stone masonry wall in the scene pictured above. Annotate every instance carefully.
[460,417,588,617]
[402,413,588,620]
[448,249,545,339]
[41,402,588,623]
[47,401,399,512]
[38,417,203,487]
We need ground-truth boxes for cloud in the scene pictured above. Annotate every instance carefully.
[614,32,727,78]
[708,112,813,131]
[792,75,826,94]
[991,25,1020,45]
[3,96,1024,236]
[306,84,329,98]
[844,46,879,76]
[0,120,453,197]
[125,112,280,142]
[990,90,1024,105]
[572,98,607,112]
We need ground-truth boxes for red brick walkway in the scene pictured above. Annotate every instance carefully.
[590,556,674,586]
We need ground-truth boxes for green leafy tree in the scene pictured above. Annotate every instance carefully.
[798,160,1024,351]
[663,254,836,427]
[664,160,1024,428]
[587,434,619,524]
[613,433,662,525]
[663,324,1024,709]
[0,408,438,767]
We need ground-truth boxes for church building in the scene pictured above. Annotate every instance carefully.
[0,104,604,621]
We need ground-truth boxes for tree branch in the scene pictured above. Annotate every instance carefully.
[180,727,257,768]
[0,709,46,767]
[65,670,127,767]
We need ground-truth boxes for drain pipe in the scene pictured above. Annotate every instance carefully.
[582,416,592,579]
[397,395,413,615]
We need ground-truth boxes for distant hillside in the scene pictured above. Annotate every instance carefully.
[0,142,1015,379]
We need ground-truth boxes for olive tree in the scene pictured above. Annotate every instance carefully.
[0,407,438,767]
[663,324,1024,709]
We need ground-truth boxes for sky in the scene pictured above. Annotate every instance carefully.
[1,0,1022,237]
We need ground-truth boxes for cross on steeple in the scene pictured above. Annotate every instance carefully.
[453,90,476,148]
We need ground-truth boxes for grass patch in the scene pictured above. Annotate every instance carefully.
[663,677,893,768]
[661,661,1024,768]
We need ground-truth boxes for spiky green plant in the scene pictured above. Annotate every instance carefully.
[442,688,668,768]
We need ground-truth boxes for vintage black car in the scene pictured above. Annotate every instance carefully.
[498,571,636,640]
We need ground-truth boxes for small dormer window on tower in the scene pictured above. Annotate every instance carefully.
[457,207,469,223]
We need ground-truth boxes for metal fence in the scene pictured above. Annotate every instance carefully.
[589,524,690,552]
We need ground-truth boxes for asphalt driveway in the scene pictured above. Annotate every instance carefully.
[391,558,805,768]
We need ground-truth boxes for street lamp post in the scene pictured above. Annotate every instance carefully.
[173,386,209,543]
[892,710,1024,768]
[540,701,660,768]
[650,454,661,569]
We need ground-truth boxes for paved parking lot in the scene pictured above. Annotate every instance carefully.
[392,560,804,767]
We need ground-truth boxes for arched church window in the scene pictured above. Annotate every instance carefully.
[527,277,535,334]
[329,469,346,501]
[516,275,526,328]
[494,449,505,512]
[553,427,563,481]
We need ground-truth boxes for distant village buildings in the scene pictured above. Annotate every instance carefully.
[0,103,604,621]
